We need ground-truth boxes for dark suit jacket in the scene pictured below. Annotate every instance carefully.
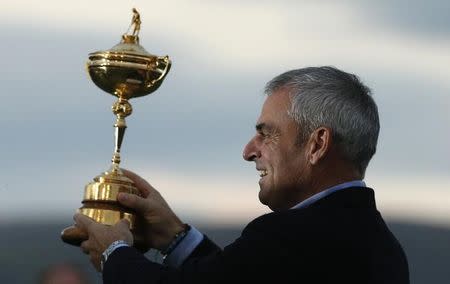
[103,187,409,283]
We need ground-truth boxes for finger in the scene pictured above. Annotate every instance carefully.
[116,218,131,230]
[121,168,155,197]
[74,213,95,232]
[117,192,149,213]
[80,240,90,255]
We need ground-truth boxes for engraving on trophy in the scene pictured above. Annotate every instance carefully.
[61,8,171,251]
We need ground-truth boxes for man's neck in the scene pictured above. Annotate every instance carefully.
[297,164,362,206]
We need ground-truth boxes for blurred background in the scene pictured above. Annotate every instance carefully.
[1,0,449,283]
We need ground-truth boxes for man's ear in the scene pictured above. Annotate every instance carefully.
[306,127,332,165]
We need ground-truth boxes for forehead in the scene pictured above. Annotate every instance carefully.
[257,89,292,125]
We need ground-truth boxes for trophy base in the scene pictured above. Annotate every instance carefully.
[61,169,149,252]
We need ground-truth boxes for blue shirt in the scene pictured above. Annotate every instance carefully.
[291,180,366,210]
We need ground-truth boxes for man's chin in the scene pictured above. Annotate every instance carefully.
[258,187,269,207]
[258,186,286,211]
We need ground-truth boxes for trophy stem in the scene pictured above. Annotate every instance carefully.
[111,97,133,172]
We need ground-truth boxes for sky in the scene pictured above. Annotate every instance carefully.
[1,0,449,227]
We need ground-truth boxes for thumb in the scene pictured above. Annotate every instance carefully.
[74,213,94,232]
[118,192,149,213]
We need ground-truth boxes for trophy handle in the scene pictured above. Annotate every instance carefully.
[149,56,171,86]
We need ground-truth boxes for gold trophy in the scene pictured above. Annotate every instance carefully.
[61,8,171,251]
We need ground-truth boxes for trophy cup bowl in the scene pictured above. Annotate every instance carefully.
[87,35,171,99]
[61,9,171,252]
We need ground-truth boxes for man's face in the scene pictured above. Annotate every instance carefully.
[243,89,310,210]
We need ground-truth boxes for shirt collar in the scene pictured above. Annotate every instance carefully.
[291,180,366,210]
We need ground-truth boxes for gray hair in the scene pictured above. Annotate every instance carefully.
[265,66,380,176]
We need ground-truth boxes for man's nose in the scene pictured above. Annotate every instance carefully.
[243,136,260,161]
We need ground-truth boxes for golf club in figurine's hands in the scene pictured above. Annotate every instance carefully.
[61,8,171,251]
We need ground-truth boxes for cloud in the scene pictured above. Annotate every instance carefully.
[357,0,450,38]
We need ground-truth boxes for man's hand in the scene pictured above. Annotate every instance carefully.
[74,213,133,271]
[118,169,186,250]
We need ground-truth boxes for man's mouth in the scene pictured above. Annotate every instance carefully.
[259,169,268,177]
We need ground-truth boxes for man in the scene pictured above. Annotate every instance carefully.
[75,66,409,283]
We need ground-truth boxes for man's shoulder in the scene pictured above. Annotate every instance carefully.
[239,187,408,273]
